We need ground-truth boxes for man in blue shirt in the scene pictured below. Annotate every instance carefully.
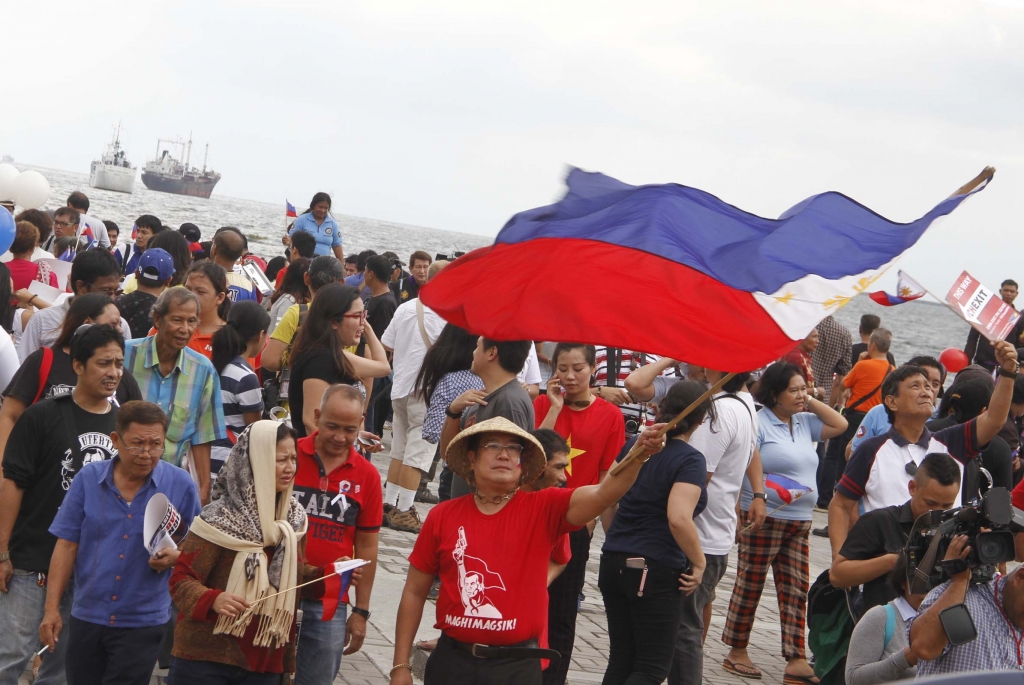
[39,401,200,685]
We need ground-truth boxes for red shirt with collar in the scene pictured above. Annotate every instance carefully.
[294,434,383,573]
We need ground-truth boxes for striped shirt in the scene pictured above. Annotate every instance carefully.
[123,335,227,466]
[211,357,264,477]
[593,347,674,431]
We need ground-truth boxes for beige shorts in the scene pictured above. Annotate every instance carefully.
[390,393,435,472]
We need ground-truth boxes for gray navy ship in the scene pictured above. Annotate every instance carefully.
[141,136,221,199]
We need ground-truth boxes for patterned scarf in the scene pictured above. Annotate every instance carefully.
[189,421,307,648]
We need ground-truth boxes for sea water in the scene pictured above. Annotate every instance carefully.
[20,165,972,360]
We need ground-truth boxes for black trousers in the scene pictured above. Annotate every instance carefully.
[167,657,281,685]
[816,409,865,507]
[542,526,591,685]
[598,552,684,685]
[66,616,165,685]
[425,635,542,685]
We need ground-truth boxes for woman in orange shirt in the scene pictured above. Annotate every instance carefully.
[184,262,230,360]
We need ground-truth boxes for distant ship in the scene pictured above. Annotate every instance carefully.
[141,136,221,199]
[1,154,12,164]
[89,126,136,194]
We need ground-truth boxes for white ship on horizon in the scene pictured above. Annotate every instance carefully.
[89,127,136,194]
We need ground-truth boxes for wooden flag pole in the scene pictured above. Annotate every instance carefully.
[607,372,735,477]
[227,571,341,630]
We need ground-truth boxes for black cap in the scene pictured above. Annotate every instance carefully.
[179,222,202,243]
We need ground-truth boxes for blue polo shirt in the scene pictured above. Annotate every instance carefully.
[849,404,891,452]
[49,458,201,628]
[739,408,824,521]
[290,213,341,256]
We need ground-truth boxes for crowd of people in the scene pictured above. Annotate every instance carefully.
[2,189,1024,685]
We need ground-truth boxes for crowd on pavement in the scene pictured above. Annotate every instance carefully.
[2,190,1024,685]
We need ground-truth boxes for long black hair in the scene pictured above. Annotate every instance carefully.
[270,257,310,305]
[414,323,478,404]
[0,263,13,333]
[185,261,231,322]
[54,293,116,349]
[289,283,359,380]
[211,301,270,374]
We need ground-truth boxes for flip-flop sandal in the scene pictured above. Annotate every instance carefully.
[783,674,820,685]
[723,658,763,679]
[415,639,437,652]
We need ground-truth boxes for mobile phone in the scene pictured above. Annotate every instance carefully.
[357,436,382,448]
[625,557,646,569]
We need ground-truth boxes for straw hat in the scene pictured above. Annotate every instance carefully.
[444,417,546,485]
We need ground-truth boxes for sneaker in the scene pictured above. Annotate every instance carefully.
[812,525,829,538]
[382,504,396,529]
[415,484,439,504]
[390,506,423,533]
[383,420,393,432]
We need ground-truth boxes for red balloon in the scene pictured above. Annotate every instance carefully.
[939,348,969,374]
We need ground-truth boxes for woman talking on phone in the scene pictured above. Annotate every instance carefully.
[532,342,625,685]
[598,380,712,685]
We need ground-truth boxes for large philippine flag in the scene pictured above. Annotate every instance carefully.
[420,167,992,371]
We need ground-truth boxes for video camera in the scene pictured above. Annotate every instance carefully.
[906,486,1024,594]
[435,252,466,262]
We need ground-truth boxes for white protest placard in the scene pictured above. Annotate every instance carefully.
[144,493,181,557]
[27,280,65,306]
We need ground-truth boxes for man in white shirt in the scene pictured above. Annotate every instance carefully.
[379,262,448,533]
[17,250,131,362]
[516,344,542,399]
[67,192,111,250]
[668,370,766,685]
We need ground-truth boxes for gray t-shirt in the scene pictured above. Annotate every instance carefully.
[450,379,535,498]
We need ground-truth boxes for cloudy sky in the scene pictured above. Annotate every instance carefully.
[6,0,1023,293]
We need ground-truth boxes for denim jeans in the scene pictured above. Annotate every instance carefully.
[294,599,348,685]
[667,553,729,685]
[0,570,73,685]
[167,657,280,685]
[598,553,683,685]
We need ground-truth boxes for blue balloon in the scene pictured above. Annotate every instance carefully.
[0,208,13,255]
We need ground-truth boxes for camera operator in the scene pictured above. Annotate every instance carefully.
[829,453,961,612]
[829,342,1019,560]
[908,534,1024,676]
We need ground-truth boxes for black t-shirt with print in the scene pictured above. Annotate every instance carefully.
[3,346,143,406]
[117,290,158,340]
[2,394,119,571]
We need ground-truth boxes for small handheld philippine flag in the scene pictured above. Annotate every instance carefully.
[868,270,926,307]
[59,246,76,263]
[130,223,138,240]
[286,200,297,218]
[764,474,812,505]
[321,559,371,621]
[80,225,96,250]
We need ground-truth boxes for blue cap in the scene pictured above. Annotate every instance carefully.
[138,248,175,285]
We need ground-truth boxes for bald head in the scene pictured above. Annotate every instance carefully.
[213,228,245,264]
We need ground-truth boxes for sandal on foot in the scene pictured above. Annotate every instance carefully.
[723,658,763,679]
[783,674,820,685]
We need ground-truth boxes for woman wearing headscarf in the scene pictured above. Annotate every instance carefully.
[168,421,318,684]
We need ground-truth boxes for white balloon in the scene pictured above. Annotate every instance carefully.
[0,164,18,202]
[11,170,50,209]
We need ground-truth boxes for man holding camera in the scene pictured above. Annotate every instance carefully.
[829,453,961,611]
[908,533,1024,676]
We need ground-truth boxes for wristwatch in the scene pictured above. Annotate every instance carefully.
[998,360,1020,379]
[445,405,462,420]
[751,493,767,501]
[0,551,10,563]
[351,607,371,619]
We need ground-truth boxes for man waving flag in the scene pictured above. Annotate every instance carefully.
[421,167,993,371]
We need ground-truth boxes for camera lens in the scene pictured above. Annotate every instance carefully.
[974,531,1015,564]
